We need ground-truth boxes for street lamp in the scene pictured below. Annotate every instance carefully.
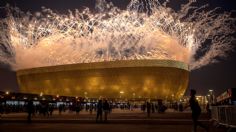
[209,89,213,95]
[84,92,88,98]
[120,91,124,98]
[132,93,135,98]
[171,94,174,101]
[5,91,9,95]
[208,89,214,104]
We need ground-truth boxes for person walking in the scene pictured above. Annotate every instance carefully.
[96,99,103,122]
[189,89,208,132]
[103,100,110,122]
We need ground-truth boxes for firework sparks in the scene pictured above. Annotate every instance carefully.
[0,0,235,70]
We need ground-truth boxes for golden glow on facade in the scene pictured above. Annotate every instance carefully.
[16,60,189,100]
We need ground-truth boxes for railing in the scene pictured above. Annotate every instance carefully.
[211,105,236,128]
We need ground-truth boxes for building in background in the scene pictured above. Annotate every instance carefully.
[216,88,236,105]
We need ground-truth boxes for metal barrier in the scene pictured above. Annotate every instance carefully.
[211,105,236,128]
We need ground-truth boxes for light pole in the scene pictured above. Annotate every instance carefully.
[40,92,43,97]
[84,92,88,98]
[40,92,43,100]
[120,91,124,100]
[208,89,214,105]
[132,93,136,100]
[171,94,174,101]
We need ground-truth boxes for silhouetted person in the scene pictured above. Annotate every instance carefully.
[0,100,3,118]
[27,100,34,123]
[103,100,110,122]
[189,89,208,132]
[151,103,155,113]
[143,103,146,112]
[109,103,112,113]
[75,102,81,114]
[206,103,211,118]
[49,105,54,116]
[59,104,63,115]
[146,101,151,118]
[157,99,167,113]
[41,102,49,117]
[179,103,183,112]
[96,100,103,122]
[89,104,93,114]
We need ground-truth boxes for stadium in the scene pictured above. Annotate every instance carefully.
[16,60,189,100]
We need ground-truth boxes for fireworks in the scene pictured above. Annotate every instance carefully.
[0,0,235,70]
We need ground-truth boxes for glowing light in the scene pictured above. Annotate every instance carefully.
[0,0,235,70]
[5,91,9,95]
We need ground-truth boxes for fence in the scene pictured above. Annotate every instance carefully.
[211,105,236,128]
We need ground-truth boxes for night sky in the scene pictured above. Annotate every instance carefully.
[0,0,235,96]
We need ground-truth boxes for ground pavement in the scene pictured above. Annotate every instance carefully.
[0,109,231,132]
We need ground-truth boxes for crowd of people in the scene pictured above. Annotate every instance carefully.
[0,100,187,118]
[1,89,214,131]
[1,91,209,127]
[0,100,173,123]
[0,103,26,113]
[0,99,171,120]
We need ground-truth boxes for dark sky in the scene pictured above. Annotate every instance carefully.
[0,0,235,96]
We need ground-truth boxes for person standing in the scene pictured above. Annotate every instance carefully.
[103,100,110,122]
[59,104,63,115]
[146,101,151,118]
[89,103,93,114]
[189,89,208,132]
[206,103,211,118]
[0,100,3,118]
[75,102,81,114]
[96,100,103,122]
[27,100,34,123]
[49,104,54,116]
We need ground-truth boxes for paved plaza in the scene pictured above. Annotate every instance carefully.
[0,109,232,132]
[0,123,228,132]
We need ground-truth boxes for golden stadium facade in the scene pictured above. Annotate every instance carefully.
[16,60,189,100]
